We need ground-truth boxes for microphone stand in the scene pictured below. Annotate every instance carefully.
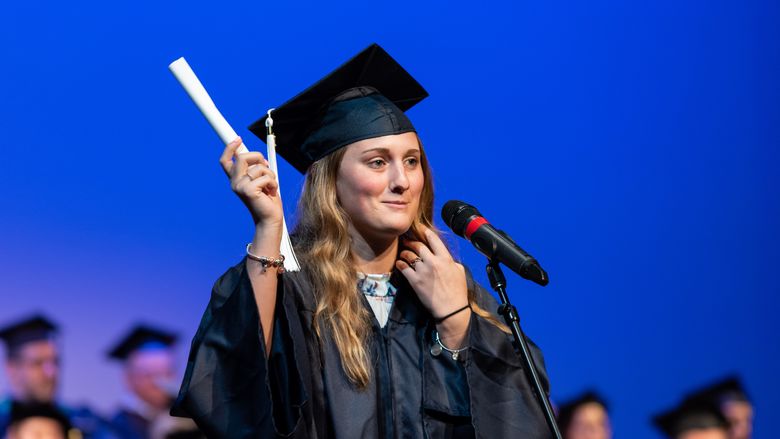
[486,259,562,439]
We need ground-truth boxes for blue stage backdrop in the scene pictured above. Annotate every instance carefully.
[1,1,778,438]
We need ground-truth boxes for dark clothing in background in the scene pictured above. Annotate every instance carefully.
[172,260,551,439]
[110,408,149,439]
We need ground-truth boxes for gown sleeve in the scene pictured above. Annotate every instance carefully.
[422,270,552,439]
[170,260,312,439]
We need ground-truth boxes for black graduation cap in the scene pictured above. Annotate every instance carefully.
[8,400,72,436]
[653,399,729,438]
[687,375,751,406]
[556,390,609,433]
[248,43,429,173]
[0,314,58,356]
[107,325,178,361]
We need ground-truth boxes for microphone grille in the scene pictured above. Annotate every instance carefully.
[441,200,480,237]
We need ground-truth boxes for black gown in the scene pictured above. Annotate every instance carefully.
[109,408,149,439]
[172,260,551,439]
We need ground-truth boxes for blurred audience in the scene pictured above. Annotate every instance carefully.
[0,313,756,439]
[4,401,71,439]
[685,376,753,439]
[0,315,114,439]
[557,390,612,439]
[106,325,201,439]
[653,397,729,439]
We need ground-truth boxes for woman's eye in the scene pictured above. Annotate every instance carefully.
[368,159,386,168]
[405,157,419,167]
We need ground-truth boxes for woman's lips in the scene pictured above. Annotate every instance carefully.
[383,201,409,208]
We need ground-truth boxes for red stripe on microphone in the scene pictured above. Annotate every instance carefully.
[464,217,488,239]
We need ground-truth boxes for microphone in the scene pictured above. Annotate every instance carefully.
[441,200,548,286]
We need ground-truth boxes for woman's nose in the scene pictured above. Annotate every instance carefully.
[389,162,410,192]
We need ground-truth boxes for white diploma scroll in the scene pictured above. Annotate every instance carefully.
[168,57,300,272]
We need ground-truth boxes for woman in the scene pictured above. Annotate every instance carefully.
[172,44,550,439]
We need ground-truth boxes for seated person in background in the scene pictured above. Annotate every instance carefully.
[653,398,729,439]
[0,315,113,439]
[556,390,612,439]
[685,376,753,439]
[4,401,71,439]
[107,325,202,439]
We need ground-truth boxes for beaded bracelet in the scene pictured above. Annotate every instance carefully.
[430,330,468,360]
[433,304,471,324]
[246,243,286,274]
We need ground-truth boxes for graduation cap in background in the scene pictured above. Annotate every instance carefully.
[685,375,751,406]
[653,398,729,438]
[8,400,72,437]
[107,325,178,361]
[556,390,610,433]
[248,43,429,174]
[0,314,59,357]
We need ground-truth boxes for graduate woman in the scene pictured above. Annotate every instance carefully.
[172,44,551,439]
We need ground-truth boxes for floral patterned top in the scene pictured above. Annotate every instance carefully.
[357,272,397,328]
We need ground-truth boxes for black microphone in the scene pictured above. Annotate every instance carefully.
[441,200,548,286]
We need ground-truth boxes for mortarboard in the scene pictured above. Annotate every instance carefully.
[686,375,751,406]
[8,400,72,436]
[107,325,177,361]
[248,43,429,174]
[556,390,609,433]
[0,314,58,356]
[653,399,729,438]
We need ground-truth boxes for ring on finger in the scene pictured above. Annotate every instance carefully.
[409,257,423,268]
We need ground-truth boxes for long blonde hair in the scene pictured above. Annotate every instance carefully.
[292,139,506,388]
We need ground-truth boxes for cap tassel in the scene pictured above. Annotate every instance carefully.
[266,109,300,272]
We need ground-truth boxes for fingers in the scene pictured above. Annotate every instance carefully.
[220,137,243,176]
[401,239,434,260]
[396,259,416,280]
[220,137,268,178]
[231,152,268,181]
[420,226,450,257]
[399,250,422,266]
[235,172,279,198]
[247,164,274,180]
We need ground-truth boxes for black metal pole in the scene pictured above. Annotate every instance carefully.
[486,259,562,439]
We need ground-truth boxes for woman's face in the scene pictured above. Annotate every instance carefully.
[336,132,424,242]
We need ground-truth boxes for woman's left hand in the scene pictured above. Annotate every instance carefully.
[397,227,472,345]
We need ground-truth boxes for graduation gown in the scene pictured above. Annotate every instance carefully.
[110,408,150,439]
[172,260,551,439]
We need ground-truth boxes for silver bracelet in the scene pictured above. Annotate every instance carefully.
[430,330,468,360]
[246,243,286,274]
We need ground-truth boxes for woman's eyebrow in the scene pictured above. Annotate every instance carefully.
[359,147,420,155]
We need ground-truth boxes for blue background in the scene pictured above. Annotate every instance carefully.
[1,1,778,438]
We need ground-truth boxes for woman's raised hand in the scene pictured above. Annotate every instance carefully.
[220,137,284,232]
[397,227,472,341]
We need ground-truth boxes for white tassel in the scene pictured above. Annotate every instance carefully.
[266,110,300,272]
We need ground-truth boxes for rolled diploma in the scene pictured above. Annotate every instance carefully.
[168,57,300,271]
[168,57,249,153]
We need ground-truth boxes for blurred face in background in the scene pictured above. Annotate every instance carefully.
[721,400,753,439]
[678,429,729,439]
[124,348,175,411]
[6,417,66,439]
[565,402,612,439]
[5,341,59,403]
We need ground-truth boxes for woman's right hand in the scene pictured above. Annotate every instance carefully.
[220,137,284,233]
